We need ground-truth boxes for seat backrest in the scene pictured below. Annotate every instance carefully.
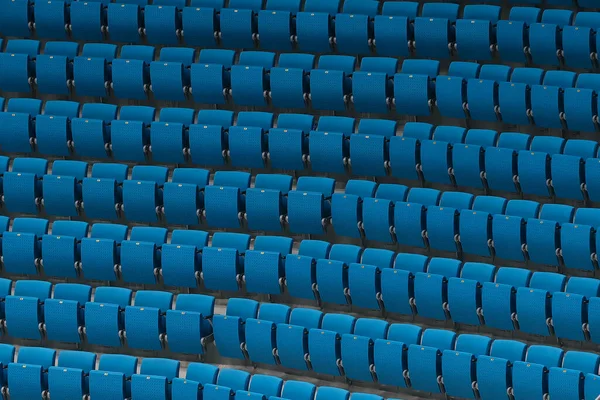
[406,188,441,206]
[159,108,195,125]
[94,287,133,307]
[381,1,418,18]
[353,318,389,339]
[186,363,219,385]
[541,9,573,27]
[316,116,355,133]
[81,103,118,121]
[505,200,540,219]
[254,174,294,194]
[539,204,574,223]
[51,221,88,240]
[44,101,80,118]
[421,2,459,20]
[395,253,428,273]
[51,161,88,180]
[159,47,195,65]
[562,351,600,374]
[494,267,532,288]
[448,62,481,80]
[296,177,336,197]
[472,195,507,214]
[344,180,377,198]
[432,126,467,144]
[238,51,276,69]
[289,308,323,329]
[478,64,511,82]
[90,223,128,242]
[438,192,474,210]
[12,218,49,236]
[281,381,316,400]
[460,262,495,283]
[266,0,301,12]
[320,313,356,334]
[129,227,168,245]
[529,272,566,293]
[563,140,599,159]
[253,235,293,255]
[342,0,378,16]
[120,45,155,62]
[576,74,600,92]
[140,358,180,380]
[130,166,169,185]
[98,354,138,376]
[198,49,236,68]
[175,294,215,317]
[297,240,331,259]
[171,168,210,188]
[497,132,531,151]
[401,60,440,78]
[133,290,174,311]
[13,280,52,300]
[360,57,398,75]
[526,345,564,367]
[489,339,527,362]
[213,171,252,190]
[12,157,48,175]
[565,277,600,298]
[462,4,501,23]
[317,55,356,74]
[53,283,92,304]
[57,351,97,373]
[257,303,291,324]
[464,129,498,147]
[90,163,128,181]
[386,323,422,345]
[403,122,434,140]
[170,230,209,248]
[574,208,600,228]
[6,39,41,56]
[426,258,461,277]
[119,106,156,124]
[454,334,492,355]
[357,119,397,138]
[508,6,541,23]
[226,298,259,319]
[17,347,56,368]
[277,53,315,70]
[510,68,544,86]
[420,329,456,350]
[81,43,117,60]
[529,136,565,155]
[211,232,251,252]
[543,71,577,88]
[374,184,409,202]
[329,244,362,264]
[361,248,395,270]
[217,368,251,392]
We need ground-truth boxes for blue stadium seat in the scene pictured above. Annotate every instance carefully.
[270,54,314,109]
[421,126,467,185]
[82,163,128,220]
[352,58,396,114]
[335,4,374,56]
[296,0,338,53]
[258,0,302,51]
[246,303,291,365]
[122,166,168,223]
[310,55,354,111]
[0,40,39,93]
[287,177,335,235]
[112,45,155,100]
[531,71,576,130]
[436,62,481,119]
[529,10,573,67]
[373,3,414,57]
[281,381,316,400]
[389,122,433,182]
[125,290,173,351]
[80,223,128,282]
[220,0,262,49]
[204,171,251,229]
[150,107,195,164]
[453,129,498,189]
[485,132,531,193]
[70,1,106,42]
[394,188,441,248]
[0,0,34,38]
[111,104,155,162]
[8,347,56,400]
[213,298,259,360]
[42,160,87,218]
[395,60,439,116]
[166,294,214,355]
[467,64,511,122]
[73,44,117,97]
[190,49,235,105]
[0,98,42,154]
[413,258,462,320]
[161,230,208,288]
[427,191,473,253]
[244,235,293,295]
[44,283,91,343]
[163,168,210,226]
[3,218,49,275]
[181,1,220,48]
[498,67,543,126]
[48,350,97,400]
[362,184,408,243]
[284,240,331,302]
[41,220,88,278]
[476,339,528,400]
[248,374,283,398]
[561,208,600,272]
[455,5,501,61]
[512,345,564,399]
[442,334,492,399]
[120,227,167,284]
[85,287,132,347]
[34,0,69,39]
[89,354,138,399]
[150,47,195,101]
[331,180,376,239]
[231,52,275,107]
[35,100,80,157]
[229,111,273,168]
[564,72,600,133]
[447,262,495,326]
[552,277,600,341]
[144,2,182,45]
[407,329,456,393]
[36,42,78,95]
[517,272,566,336]
[491,200,537,262]
[245,174,293,232]
[562,12,600,69]
[277,308,323,371]
[309,313,355,376]
[189,109,234,166]
[316,258,350,306]
[107,3,142,43]
[71,103,118,158]
[341,318,389,382]
[374,323,422,387]
[413,11,453,60]
[202,232,251,292]
[5,280,52,340]
[482,267,531,330]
